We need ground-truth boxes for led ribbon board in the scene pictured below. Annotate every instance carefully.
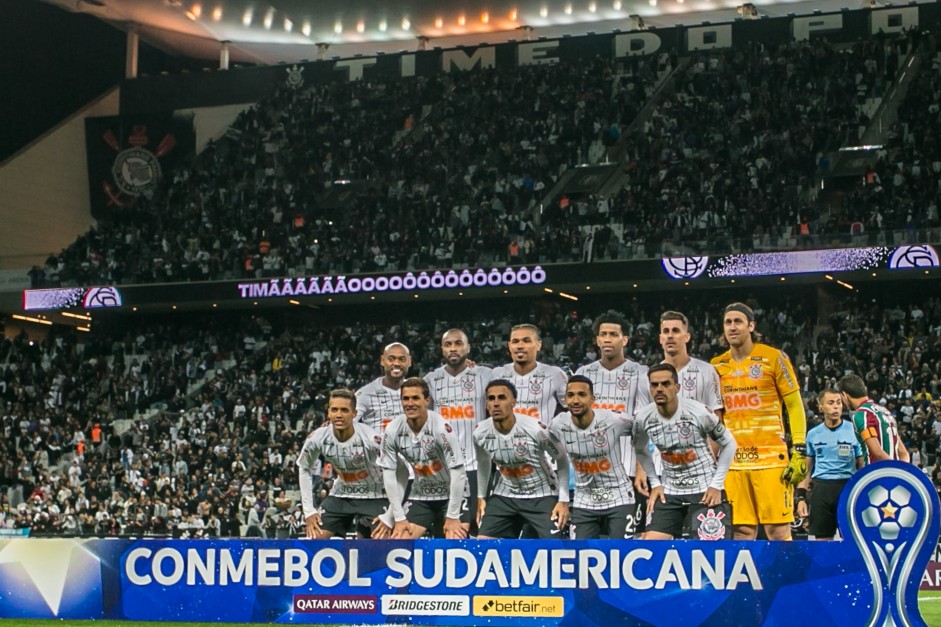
[663,245,940,280]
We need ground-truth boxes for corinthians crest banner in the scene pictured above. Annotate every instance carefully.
[84,114,195,219]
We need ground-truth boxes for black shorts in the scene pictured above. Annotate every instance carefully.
[466,470,479,534]
[808,478,849,538]
[570,503,635,539]
[320,496,388,537]
[407,499,472,537]
[645,492,731,540]
[478,495,563,539]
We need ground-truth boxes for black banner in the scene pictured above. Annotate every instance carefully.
[84,114,195,220]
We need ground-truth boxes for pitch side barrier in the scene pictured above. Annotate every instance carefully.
[0,463,936,626]
[20,244,941,312]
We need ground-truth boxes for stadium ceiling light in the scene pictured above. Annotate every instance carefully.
[544,288,554,293]
[12,314,52,326]
[559,292,578,301]
[76,326,91,332]
[61,312,91,321]
[289,300,300,305]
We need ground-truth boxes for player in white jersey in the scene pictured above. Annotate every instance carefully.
[548,375,636,539]
[425,329,492,533]
[659,311,724,413]
[378,377,470,539]
[491,324,567,426]
[356,342,411,432]
[575,311,648,534]
[297,389,391,539]
[634,364,737,540]
[474,379,570,539]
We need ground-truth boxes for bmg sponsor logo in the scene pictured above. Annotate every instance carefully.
[293,594,377,614]
[381,594,470,616]
[473,595,564,617]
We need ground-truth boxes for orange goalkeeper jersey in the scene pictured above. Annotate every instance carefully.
[711,343,800,470]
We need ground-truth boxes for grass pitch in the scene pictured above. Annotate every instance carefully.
[3,593,941,626]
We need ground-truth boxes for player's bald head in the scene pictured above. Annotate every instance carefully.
[441,329,468,345]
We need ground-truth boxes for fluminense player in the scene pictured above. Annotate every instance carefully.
[379,377,470,539]
[548,375,636,539]
[425,329,492,533]
[838,374,911,464]
[575,311,648,533]
[474,379,570,539]
[634,364,736,541]
[492,324,567,425]
[711,302,808,540]
[796,388,864,541]
[356,342,411,432]
[297,389,391,539]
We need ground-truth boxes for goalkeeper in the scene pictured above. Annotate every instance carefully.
[711,303,808,541]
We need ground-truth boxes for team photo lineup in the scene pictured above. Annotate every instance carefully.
[295,302,909,543]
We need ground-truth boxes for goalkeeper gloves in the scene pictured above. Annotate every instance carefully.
[781,443,807,486]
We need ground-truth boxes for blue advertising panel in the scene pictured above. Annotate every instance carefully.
[0,463,936,626]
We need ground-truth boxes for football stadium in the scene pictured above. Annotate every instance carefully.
[2,0,941,624]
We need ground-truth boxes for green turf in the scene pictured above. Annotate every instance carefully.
[2,595,939,626]
[919,590,941,626]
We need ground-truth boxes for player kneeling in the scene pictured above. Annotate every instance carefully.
[634,364,736,540]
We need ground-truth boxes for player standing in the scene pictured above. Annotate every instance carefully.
[474,380,570,538]
[710,302,808,540]
[378,377,470,539]
[548,375,636,539]
[634,364,736,540]
[425,329,492,533]
[838,374,911,464]
[297,390,391,539]
[491,324,567,425]
[575,311,649,533]
[356,342,411,432]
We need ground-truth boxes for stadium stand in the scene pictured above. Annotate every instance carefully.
[2,285,941,536]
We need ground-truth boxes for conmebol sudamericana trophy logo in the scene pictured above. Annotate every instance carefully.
[840,461,941,627]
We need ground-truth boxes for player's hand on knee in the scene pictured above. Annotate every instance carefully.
[391,519,412,539]
[305,513,323,539]
[371,516,392,539]
[444,517,467,539]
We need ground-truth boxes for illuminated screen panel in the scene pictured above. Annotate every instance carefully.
[662,245,939,280]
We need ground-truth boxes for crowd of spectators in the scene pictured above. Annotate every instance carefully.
[2,283,941,537]
[33,27,934,289]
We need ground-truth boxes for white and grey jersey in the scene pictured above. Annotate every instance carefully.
[473,417,568,500]
[575,359,650,477]
[355,377,405,432]
[676,358,724,412]
[548,409,635,510]
[425,365,493,471]
[297,423,385,514]
[633,397,736,496]
[378,411,466,501]
[491,362,567,426]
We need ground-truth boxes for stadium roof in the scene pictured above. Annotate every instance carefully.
[39,0,920,66]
